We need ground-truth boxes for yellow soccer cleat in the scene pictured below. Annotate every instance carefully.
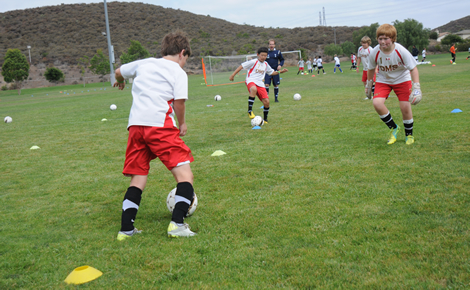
[387,126,400,145]
[248,111,255,119]
[168,221,196,238]
[406,135,415,145]
[116,228,141,241]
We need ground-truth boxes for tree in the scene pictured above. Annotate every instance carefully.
[78,56,90,87]
[120,40,151,64]
[341,41,356,55]
[324,43,343,57]
[393,19,430,51]
[429,31,438,40]
[1,49,29,95]
[441,34,464,45]
[44,67,64,83]
[352,23,380,48]
[90,49,110,81]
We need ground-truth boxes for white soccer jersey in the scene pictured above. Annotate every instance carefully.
[334,56,340,65]
[298,60,305,68]
[367,43,417,85]
[357,46,372,70]
[422,50,426,58]
[313,58,317,65]
[120,58,188,129]
[242,58,274,87]
[306,60,312,69]
[316,58,323,67]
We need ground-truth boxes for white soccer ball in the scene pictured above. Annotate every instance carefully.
[4,116,12,123]
[214,95,222,101]
[293,93,302,101]
[251,115,264,127]
[166,188,198,217]
[110,104,117,110]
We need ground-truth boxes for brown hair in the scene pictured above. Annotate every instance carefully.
[361,36,371,45]
[160,30,191,57]
[376,24,397,42]
[268,39,275,44]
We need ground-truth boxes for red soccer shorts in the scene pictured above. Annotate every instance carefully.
[123,125,194,175]
[362,70,376,82]
[374,81,412,102]
[246,82,269,100]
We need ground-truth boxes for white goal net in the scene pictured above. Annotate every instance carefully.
[201,50,301,86]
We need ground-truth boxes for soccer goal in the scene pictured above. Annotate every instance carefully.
[201,50,301,86]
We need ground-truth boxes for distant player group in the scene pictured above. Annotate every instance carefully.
[111,23,425,240]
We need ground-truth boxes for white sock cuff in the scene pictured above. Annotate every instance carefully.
[403,119,414,124]
[123,199,139,211]
[175,195,191,205]
[379,111,390,118]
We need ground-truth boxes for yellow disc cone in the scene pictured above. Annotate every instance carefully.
[64,265,103,285]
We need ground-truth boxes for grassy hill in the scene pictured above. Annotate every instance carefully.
[0,2,358,67]
[435,15,470,33]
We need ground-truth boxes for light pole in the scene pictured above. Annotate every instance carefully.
[27,45,31,63]
[103,0,116,85]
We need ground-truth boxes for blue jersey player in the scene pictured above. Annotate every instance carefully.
[265,39,284,102]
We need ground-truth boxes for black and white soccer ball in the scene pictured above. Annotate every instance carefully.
[166,188,198,217]
[214,95,222,101]
[251,116,264,127]
[293,93,301,101]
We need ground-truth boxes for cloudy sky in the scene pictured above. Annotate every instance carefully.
[1,0,469,30]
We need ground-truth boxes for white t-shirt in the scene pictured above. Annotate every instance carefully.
[306,60,312,69]
[298,60,305,68]
[316,58,323,67]
[367,43,417,85]
[334,56,340,65]
[120,58,188,129]
[242,58,274,87]
[357,46,372,70]
[422,50,426,57]
[313,58,317,65]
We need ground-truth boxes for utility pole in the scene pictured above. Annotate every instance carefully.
[103,0,116,85]
[319,12,322,26]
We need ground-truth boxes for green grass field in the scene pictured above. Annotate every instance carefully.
[1,52,469,289]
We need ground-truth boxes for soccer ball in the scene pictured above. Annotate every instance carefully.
[166,188,198,217]
[251,115,264,127]
[214,95,222,101]
[110,104,117,110]
[293,93,301,101]
[4,116,12,123]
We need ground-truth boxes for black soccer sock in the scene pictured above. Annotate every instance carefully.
[248,96,255,112]
[263,106,270,121]
[403,119,414,136]
[274,87,279,98]
[265,87,269,95]
[380,112,397,129]
[172,182,194,224]
[120,186,142,232]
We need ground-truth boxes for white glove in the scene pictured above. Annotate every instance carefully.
[409,82,422,105]
[365,80,373,99]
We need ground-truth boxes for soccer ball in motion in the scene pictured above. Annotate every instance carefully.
[251,115,264,127]
[166,188,198,217]
[110,104,117,110]
[4,116,12,123]
[293,93,301,101]
[214,95,222,101]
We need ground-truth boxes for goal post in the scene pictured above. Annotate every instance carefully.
[201,50,302,87]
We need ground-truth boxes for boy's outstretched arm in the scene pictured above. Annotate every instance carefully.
[229,65,243,81]
[173,99,187,136]
[113,68,126,90]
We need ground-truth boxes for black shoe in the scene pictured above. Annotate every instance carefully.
[275,98,279,103]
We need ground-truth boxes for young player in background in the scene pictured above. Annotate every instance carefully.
[316,56,325,74]
[333,54,343,73]
[312,56,317,71]
[357,36,377,99]
[421,48,426,62]
[264,39,285,102]
[297,58,305,75]
[350,53,357,70]
[229,47,288,123]
[450,43,456,64]
[306,58,313,73]
[114,31,197,240]
[365,24,422,146]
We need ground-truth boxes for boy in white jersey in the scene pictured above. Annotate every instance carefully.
[306,58,313,73]
[316,56,325,74]
[114,31,197,240]
[333,54,343,73]
[229,47,288,123]
[365,24,422,146]
[297,59,305,75]
[312,57,317,71]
